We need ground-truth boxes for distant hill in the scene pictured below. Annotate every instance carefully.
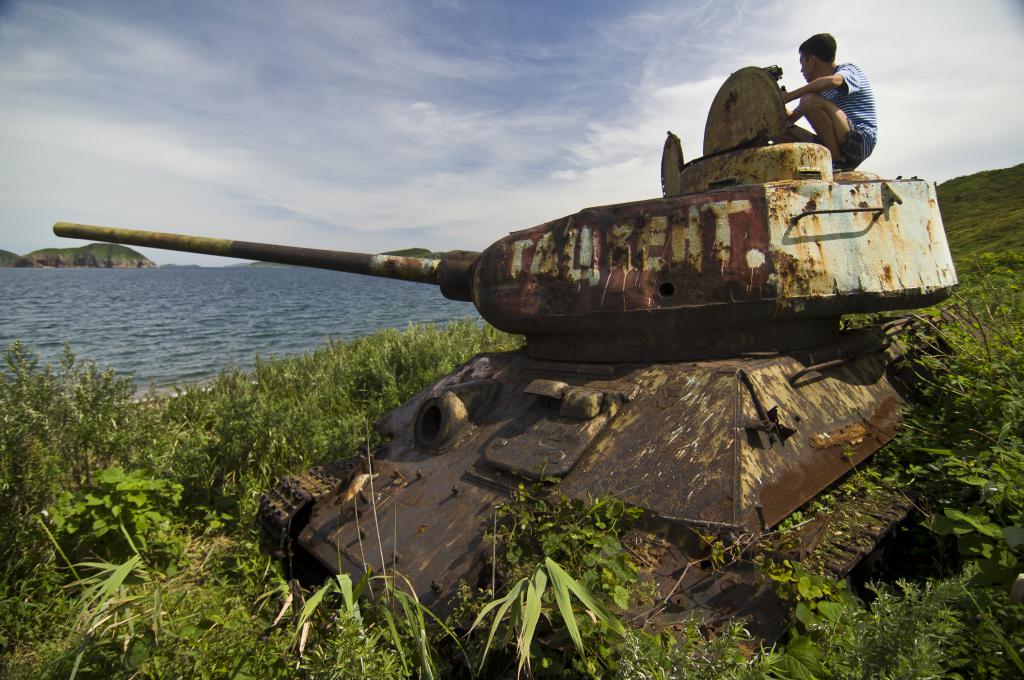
[936,163,1024,257]
[383,247,444,259]
[7,243,156,268]
[0,249,18,266]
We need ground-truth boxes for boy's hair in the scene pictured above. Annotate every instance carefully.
[799,33,837,62]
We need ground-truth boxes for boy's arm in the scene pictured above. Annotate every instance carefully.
[782,73,845,103]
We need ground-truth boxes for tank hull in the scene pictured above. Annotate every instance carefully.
[262,322,911,637]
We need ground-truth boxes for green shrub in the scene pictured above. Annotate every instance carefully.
[5,267,1022,679]
[767,249,1024,679]
[300,610,405,679]
[878,252,1024,584]
[0,342,171,659]
[0,343,163,565]
[491,485,642,609]
[48,466,186,570]
[614,622,778,680]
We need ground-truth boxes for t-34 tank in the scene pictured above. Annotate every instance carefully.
[53,66,957,639]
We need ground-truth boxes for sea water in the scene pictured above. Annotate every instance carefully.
[0,267,479,389]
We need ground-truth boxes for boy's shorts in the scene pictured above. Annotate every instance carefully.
[836,127,873,170]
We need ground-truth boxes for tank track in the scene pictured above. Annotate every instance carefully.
[800,484,915,579]
[258,458,360,561]
[631,483,916,641]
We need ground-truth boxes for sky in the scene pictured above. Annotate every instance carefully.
[2,0,1022,265]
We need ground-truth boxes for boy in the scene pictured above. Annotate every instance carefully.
[777,33,877,169]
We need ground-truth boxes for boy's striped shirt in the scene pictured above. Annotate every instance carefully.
[823,62,878,152]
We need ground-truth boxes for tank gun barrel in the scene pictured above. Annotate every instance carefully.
[52,222,478,301]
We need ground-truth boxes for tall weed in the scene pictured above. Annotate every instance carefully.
[879,252,1024,587]
[0,343,167,655]
[0,343,160,557]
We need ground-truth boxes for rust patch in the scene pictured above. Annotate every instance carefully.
[809,423,869,449]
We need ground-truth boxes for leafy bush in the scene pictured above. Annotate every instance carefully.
[300,610,405,679]
[0,342,171,658]
[491,485,642,608]
[48,466,186,570]
[443,487,650,676]
[756,249,1024,679]
[0,343,161,562]
[470,557,627,677]
[613,622,777,680]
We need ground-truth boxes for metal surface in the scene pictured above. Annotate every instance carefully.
[472,165,956,361]
[268,326,910,629]
[661,131,685,197]
[675,142,833,196]
[54,148,956,363]
[703,66,788,155]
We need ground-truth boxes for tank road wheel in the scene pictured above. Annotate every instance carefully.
[257,458,359,579]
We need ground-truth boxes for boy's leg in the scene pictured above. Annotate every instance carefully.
[773,125,818,143]
[798,93,851,161]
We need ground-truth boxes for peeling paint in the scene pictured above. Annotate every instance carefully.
[746,248,766,269]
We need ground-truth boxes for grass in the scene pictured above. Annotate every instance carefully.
[4,275,1019,677]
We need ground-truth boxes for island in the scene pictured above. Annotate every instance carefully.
[0,243,156,268]
[383,247,445,259]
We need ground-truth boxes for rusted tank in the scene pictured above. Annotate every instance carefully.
[53,65,957,639]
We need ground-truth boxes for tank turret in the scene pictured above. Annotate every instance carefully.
[52,65,959,641]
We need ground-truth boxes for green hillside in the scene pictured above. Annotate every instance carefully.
[16,242,155,268]
[936,163,1024,257]
[0,249,18,265]
[383,247,444,259]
